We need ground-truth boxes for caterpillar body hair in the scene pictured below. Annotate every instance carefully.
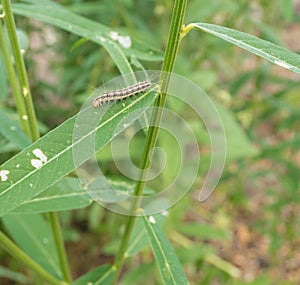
[93,81,152,108]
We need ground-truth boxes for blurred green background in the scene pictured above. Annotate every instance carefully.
[1,0,300,284]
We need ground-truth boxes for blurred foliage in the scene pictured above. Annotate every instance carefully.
[1,0,300,284]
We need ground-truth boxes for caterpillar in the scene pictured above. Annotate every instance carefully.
[93,81,152,108]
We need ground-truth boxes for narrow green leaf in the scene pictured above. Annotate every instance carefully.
[280,0,294,22]
[0,54,8,100]
[214,102,258,162]
[189,100,257,164]
[0,265,28,284]
[0,110,31,149]
[72,264,115,285]
[67,2,109,14]
[0,90,156,217]
[0,135,19,153]
[179,222,231,241]
[11,177,92,214]
[12,0,162,75]
[122,263,155,285]
[193,23,300,74]
[126,212,168,257]
[142,215,189,285]
[2,213,61,278]
[205,254,241,278]
[13,0,132,75]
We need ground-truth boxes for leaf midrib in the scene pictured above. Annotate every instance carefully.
[0,91,152,199]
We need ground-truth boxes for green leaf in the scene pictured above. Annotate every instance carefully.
[0,54,8,100]
[142,215,189,285]
[204,254,241,278]
[214,102,258,162]
[126,212,168,257]
[0,135,19,154]
[72,264,115,285]
[179,222,231,241]
[2,213,61,278]
[177,244,216,263]
[0,110,31,149]
[280,0,294,22]
[0,89,156,217]
[12,0,162,76]
[12,0,131,75]
[192,23,300,74]
[122,263,156,285]
[11,177,92,214]
[0,265,28,284]
[11,178,156,214]
[189,101,257,163]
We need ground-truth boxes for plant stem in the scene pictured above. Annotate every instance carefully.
[48,213,72,283]
[112,1,188,284]
[1,1,72,282]
[0,232,67,285]
[0,19,32,137]
[1,0,39,141]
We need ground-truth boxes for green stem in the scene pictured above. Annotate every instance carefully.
[1,0,39,141]
[0,19,32,137]
[112,1,188,284]
[1,1,72,282]
[48,213,72,283]
[0,232,67,285]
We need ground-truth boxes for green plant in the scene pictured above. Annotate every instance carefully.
[0,0,300,284]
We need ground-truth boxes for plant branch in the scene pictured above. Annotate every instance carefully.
[1,1,72,282]
[0,231,67,285]
[1,0,39,141]
[0,19,32,137]
[48,213,72,283]
[112,1,188,284]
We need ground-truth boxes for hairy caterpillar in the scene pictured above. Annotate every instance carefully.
[93,81,152,108]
